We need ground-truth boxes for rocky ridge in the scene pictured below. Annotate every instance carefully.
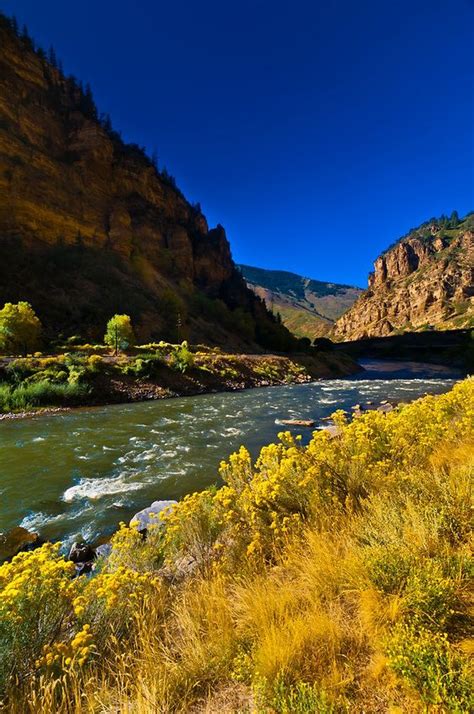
[0,15,293,351]
[333,214,474,340]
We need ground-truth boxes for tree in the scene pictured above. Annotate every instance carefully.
[0,302,42,355]
[449,210,460,227]
[104,314,135,354]
[48,45,57,68]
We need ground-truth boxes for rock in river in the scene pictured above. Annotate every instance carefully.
[0,526,41,563]
[69,542,96,563]
[130,500,178,532]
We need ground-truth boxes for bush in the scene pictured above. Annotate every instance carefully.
[170,341,194,373]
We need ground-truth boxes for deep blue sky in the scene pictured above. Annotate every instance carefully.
[2,1,473,286]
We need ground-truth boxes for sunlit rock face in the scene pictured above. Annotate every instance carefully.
[333,225,474,340]
[0,17,291,349]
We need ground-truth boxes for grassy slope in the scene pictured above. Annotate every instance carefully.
[1,379,473,712]
[239,265,363,340]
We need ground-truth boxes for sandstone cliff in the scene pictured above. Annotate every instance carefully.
[333,215,474,340]
[0,15,293,350]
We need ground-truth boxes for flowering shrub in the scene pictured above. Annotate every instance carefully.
[385,624,473,709]
[0,544,75,689]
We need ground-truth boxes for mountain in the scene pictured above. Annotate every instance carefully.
[333,213,474,340]
[0,14,295,352]
[238,265,363,340]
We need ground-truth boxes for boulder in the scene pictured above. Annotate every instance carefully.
[0,526,41,563]
[95,543,113,559]
[377,403,394,414]
[280,419,315,427]
[130,500,178,532]
[69,541,96,563]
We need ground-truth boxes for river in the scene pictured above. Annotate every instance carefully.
[0,360,462,546]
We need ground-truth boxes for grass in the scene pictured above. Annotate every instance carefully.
[0,380,90,411]
[1,379,473,712]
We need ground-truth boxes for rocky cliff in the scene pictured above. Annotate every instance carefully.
[0,15,294,351]
[333,214,474,340]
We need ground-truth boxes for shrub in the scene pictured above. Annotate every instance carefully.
[385,624,473,710]
[170,341,194,373]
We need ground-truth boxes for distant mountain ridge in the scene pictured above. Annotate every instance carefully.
[333,212,474,340]
[238,265,363,339]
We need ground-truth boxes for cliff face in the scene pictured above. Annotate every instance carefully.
[0,17,293,350]
[333,217,474,340]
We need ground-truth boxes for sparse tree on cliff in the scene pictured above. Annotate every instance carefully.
[449,210,460,227]
[104,315,135,355]
[0,302,42,356]
[48,45,57,68]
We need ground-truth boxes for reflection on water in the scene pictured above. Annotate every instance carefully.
[0,360,461,545]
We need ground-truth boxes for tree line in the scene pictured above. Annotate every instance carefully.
[0,302,135,356]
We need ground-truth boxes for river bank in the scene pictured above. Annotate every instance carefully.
[0,361,461,546]
[0,348,359,420]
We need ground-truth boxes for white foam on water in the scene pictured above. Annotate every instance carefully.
[20,506,91,532]
[32,436,46,442]
[222,427,243,436]
[159,450,178,459]
[62,475,145,502]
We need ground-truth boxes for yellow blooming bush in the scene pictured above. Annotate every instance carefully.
[0,543,76,689]
[158,379,473,570]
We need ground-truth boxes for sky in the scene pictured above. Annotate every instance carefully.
[2,0,473,286]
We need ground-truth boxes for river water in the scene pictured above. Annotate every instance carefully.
[0,360,462,546]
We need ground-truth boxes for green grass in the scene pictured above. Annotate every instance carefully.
[0,380,90,412]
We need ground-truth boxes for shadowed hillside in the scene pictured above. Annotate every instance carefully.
[0,13,295,352]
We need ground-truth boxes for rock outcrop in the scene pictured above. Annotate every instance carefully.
[0,15,294,351]
[333,216,474,340]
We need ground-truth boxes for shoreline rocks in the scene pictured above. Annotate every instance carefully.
[0,526,42,563]
[130,500,178,533]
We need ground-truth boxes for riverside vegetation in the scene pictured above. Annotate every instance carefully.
[0,303,357,415]
[0,379,472,712]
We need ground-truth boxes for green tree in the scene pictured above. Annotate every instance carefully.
[449,210,460,227]
[104,314,135,354]
[0,302,42,355]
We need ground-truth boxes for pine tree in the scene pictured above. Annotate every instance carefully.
[449,210,460,227]
[48,45,58,68]
[21,24,34,51]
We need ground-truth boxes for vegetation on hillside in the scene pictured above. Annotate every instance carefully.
[381,210,474,256]
[239,265,362,340]
[1,380,472,712]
